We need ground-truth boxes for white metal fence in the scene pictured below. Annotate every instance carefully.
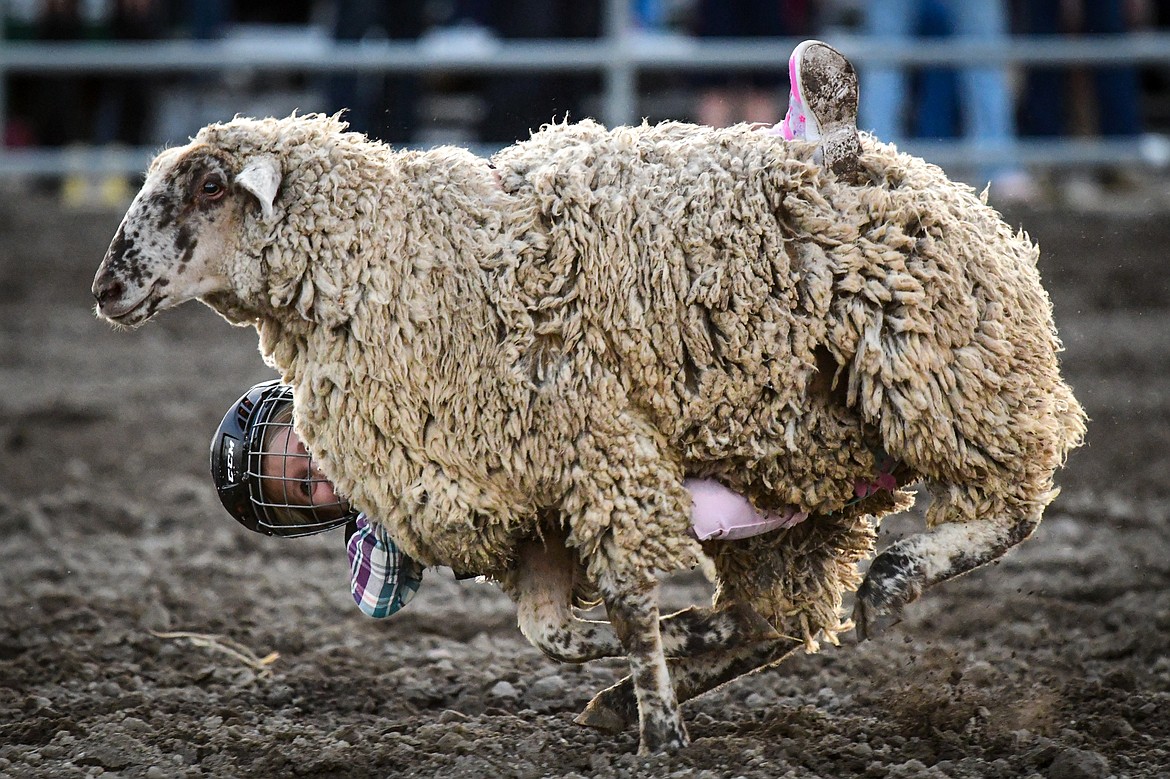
[4,4,1170,177]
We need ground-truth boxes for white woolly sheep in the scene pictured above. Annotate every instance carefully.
[92,113,1085,753]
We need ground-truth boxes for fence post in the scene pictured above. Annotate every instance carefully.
[602,0,636,128]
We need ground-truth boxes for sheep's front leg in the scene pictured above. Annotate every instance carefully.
[601,576,688,754]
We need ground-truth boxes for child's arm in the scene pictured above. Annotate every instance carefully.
[347,514,424,618]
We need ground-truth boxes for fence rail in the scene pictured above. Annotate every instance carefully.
[9,32,1170,72]
[4,26,1170,177]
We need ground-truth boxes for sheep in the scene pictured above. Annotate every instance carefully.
[92,113,1086,753]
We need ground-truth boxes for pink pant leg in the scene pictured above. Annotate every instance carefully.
[685,478,808,541]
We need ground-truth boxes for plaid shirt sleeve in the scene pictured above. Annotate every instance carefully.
[346,514,423,618]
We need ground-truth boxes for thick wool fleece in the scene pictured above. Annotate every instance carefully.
[194,114,1083,647]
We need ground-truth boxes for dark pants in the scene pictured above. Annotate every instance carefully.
[1018,0,1143,137]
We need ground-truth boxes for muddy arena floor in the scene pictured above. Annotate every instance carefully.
[1,181,1168,779]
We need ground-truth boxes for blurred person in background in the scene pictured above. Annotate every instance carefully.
[28,0,107,204]
[1015,0,1146,199]
[906,0,962,140]
[396,0,604,145]
[322,0,424,144]
[690,0,815,128]
[28,0,91,150]
[2,0,44,150]
[90,0,168,205]
[478,0,603,144]
[97,0,165,144]
[187,0,229,40]
[858,0,1036,202]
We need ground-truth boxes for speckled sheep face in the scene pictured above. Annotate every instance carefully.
[92,144,258,327]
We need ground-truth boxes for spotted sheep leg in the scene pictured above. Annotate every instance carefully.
[576,636,803,732]
[514,529,779,664]
[599,578,688,753]
[852,482,1046,638]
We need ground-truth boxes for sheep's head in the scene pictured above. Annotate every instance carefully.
[92,142,281,327]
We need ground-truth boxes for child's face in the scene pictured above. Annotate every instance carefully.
[260,425,349,520]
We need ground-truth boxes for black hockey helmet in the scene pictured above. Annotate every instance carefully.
[210,379,356,537]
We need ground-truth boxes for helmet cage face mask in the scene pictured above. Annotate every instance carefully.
[211,381,356,537]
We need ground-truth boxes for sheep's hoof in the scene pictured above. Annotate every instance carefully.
[638,720,690,755]
[851,597,903,642]
[852,549,922,640]
[574,681,637,733]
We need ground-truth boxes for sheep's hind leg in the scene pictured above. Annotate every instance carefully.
[575,636,802,732]
[515,531,779,664]
[853,483,1044,640]
[514,530,622,662]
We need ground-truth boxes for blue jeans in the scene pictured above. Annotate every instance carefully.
[860,0,1019,181]
[913,0,959,139]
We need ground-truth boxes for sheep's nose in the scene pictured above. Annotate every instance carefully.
[92,276,125,306]
[93,226,133,305]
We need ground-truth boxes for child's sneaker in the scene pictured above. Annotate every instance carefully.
[778,39,862,179]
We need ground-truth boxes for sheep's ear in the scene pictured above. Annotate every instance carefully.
[235,155,282,221]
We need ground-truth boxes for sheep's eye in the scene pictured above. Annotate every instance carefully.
[199,176,225,200]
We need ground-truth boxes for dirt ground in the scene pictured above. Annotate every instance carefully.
[1,181,1168,779]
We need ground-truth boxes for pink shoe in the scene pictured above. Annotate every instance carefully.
[778,39,861,178]
[778,40,814,141]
